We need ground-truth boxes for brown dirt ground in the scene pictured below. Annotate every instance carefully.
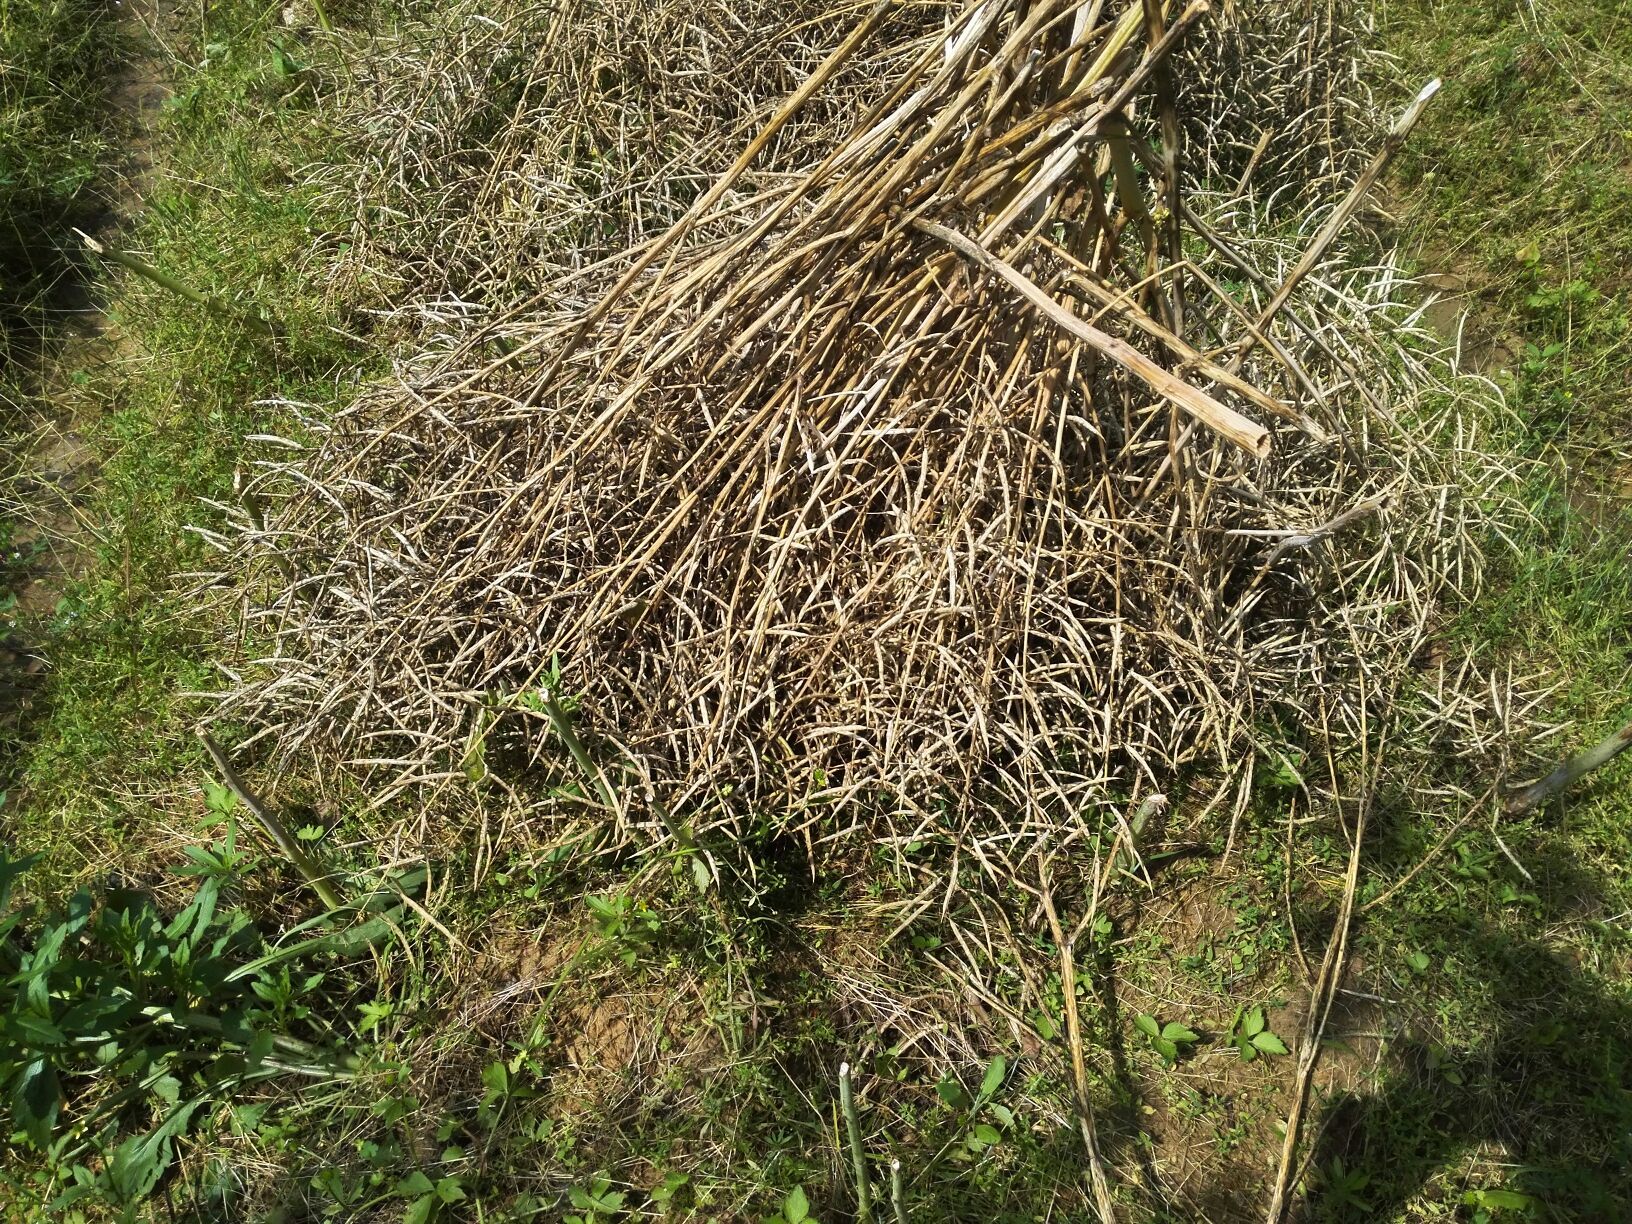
[1108,870,1386,1220]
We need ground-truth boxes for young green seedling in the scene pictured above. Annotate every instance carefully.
[1134,1013,1200,1064]
[1226,1005,1289,1060]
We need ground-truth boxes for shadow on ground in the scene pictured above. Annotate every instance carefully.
[1306,825,1632,1222]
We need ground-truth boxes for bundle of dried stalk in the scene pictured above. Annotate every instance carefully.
[305,0,932,327]
[210,0,1511,874]
[1173,0,1377,197]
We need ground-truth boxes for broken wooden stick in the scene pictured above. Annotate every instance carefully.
[79,230,281,337]
[199,730,347,909]
[920,219,1272,457]
[1038,871,1118,1224]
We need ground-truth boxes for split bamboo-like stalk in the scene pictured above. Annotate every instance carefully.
[840,1062,874,1224]
[920,220,1271,456]
[1505,713,1632,815]
[80,231,280,337]
[199,732,346,910]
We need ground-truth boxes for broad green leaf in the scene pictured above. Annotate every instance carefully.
[12,1059,60,1147]
[1133,1013,1161,1039]
[1465,1188,1534,1210]
[1161,1022,1199,1043]
[784,1185,810,1222]
[9,1012,67,1048]
[358,1000,394,1035]
[0,849,41,910]
[402,1194,437,1224]
[481,1060,509,1098]
[203,781,237,817]
[107,1098,202,1200]
[936,1076,971,1110]
[1251,1031,1289,1055]
[971,1123,1002,1145]
[1270,750,1304,788]
[1243,1007,1265,1037]
[651,1171,689,1204]
[979,1054,1007,1100]
[396,1171,435,1198]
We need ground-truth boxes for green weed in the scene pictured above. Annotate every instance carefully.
[1133,1013,1201,1066]
[0,805,359,1217]
[1224,1006,1288,1062]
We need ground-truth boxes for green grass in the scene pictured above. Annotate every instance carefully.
[0,0,117,345]
[5,2,371,883]
[4,1,1632,1220]
[1382,0,1632,455]
[0,0,117,694]
[1307,2,1632,1218]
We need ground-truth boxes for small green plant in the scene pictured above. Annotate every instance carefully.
[649,1171,690,1213]
[1264,746,1306,790]
[1462,1187,1538,1220]
[1314,1157,1372,1216]
[585,892,661,967]
[1424,1042,1465,1086]
[0,819,351,1216]
[933,1054,1015,1161]
[1523,276,1596,324]
[565,1171,626,1223]
[764,1185,817,1224]
[1225,1005,1289,1061]
[1134,1013,1200,1064]
[397,1169,467,1224]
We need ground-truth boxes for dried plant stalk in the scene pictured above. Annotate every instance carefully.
[211,0,1512,875]
[189,4,1536,1214]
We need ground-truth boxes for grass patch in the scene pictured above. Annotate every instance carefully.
[1,0,118,739]
[1306,2,1632,1217]
[0,0,117,344]
[5,4,373,880]
[1383,0,1632,454]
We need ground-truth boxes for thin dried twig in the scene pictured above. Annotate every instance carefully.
[1038,870,1117,1224]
